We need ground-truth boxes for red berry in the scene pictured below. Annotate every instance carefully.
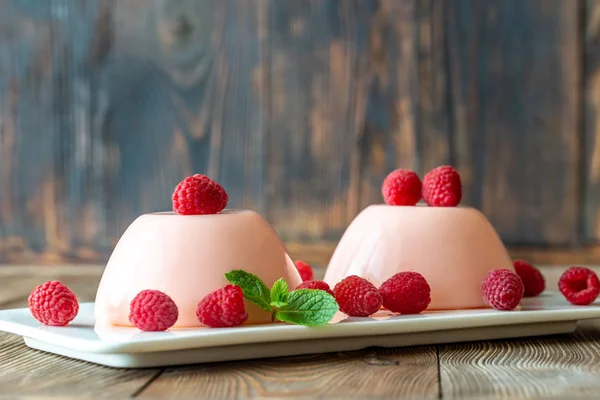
[381,169,422,206]
[197,285,248,328]
[129,290,179,331]
[558,267,600,306]
[513,260,545,297]
[481,269,524,311]
[422,166,462,207]
[333,275,383,317]
[28,281,79,326]
[296,280,334,296]
[379,272,431,314]
[294,260,314,282]
[172,174,228,215]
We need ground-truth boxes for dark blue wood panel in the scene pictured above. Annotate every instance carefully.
[444,0,580,245]
[0,0,586,264]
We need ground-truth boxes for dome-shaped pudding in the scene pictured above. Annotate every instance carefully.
[95,210,302,329]
[323,205,514,310]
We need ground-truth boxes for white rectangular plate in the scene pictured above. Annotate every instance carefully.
[1,292,599,368]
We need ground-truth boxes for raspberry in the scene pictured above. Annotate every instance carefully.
[294,260,314,282]
[558,267,600,306]
[129,290,179,331]
[513,259,545,297]
[197,285,248,328]
[481,269,524,311]
[28,281,79,326]
[172,174,228,215]
[422,165,462,207]
[379,272,431,314]
[296,280,334,296]
[333,275,383,317]
[381,169,422,206]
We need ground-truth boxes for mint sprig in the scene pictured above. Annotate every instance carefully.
[277,289,339,326]
[225,270,338,326]
[270,278,288,308]
[225,270,271,312]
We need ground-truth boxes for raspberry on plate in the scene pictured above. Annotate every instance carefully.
[513,259,545,297]
[333,275,383,317]
[481,269,524,311]
[422,165,462,207]
[381,169,422,206]
[28,281,79,326]
[172,174,228,215]
[129,290,179,331]
[197,285,248,328]
[294,260,314,282]
[379,272,431,314]
[558,266,600,306]
[296,280,334,296]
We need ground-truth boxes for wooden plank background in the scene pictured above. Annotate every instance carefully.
[0,0,597,264]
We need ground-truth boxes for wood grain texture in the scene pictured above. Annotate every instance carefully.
[266,0,450,239]
[0,0,114,264]
[139,346,439,399]
[266,0,371,242]
[357,0,421,209]
[0,266,159,399]
[0,0,268,264]
[444,0,581,245]
[439,332,600,399]
[586,0,600,242]
[0,333,160,399]
[354,0,451,210]
[0,0,592,264]
[438,265,600,399]
[417,0,453,172]
[107,0,268,237]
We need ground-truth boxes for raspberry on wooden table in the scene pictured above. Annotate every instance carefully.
[513,259,545,297]
[129,290,179,332]
[422,165,462,207]
[379,272,431,314]
[172,174,228,215]
[333,275,383,317]
[28,281,79,326]
[296,280,334,296]
[558,267,600,306]
[481,269,524,311]
[197,285,248,328]
[294,260,314,282]
[381,169,422,206]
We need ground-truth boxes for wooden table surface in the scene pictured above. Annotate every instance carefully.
[1,266,600,399]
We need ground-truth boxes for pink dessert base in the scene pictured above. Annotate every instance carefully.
[323,205,515,310]
[94,210,302,329]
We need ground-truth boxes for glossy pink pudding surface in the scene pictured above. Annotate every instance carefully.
[94,210,302,329]
[323,205,514,310]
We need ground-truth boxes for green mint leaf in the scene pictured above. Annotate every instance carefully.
[270,278,288,308]
[225,270,271,312]
[276,289,339,327]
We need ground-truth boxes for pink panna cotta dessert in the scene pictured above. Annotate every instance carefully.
[323,205,515,310]
[94,210,302,329]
